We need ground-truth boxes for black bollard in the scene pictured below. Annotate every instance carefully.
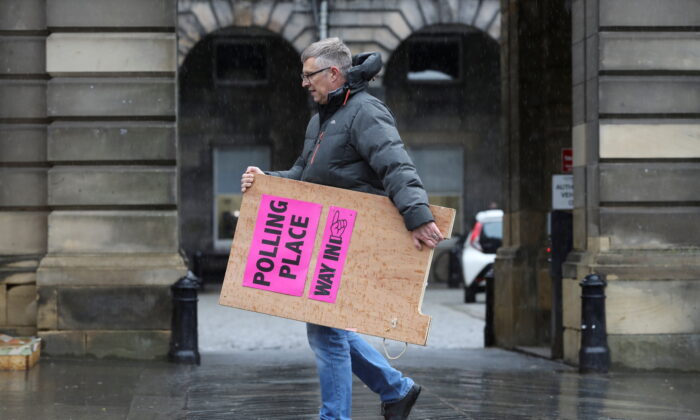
[447,239,465,289]
[169,271,201,365]
[579,274,610,373]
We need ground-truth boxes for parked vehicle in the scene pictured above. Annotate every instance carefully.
[462,209,503,303]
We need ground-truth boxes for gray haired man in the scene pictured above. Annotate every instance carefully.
[241,37,442,420]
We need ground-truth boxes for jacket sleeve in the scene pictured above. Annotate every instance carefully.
[266,117,316,180]
[265,153,306,180]
[350,100,434,231]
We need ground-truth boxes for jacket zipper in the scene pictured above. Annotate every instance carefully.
[310,131,325,165]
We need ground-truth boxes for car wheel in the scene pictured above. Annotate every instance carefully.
[464,282,477,303]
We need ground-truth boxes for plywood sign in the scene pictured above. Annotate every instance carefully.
[219,175,455,345]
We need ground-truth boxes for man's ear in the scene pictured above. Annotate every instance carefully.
[330,66,342,81]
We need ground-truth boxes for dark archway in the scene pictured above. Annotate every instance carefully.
[384,25,501,235]
[178,26,309,277]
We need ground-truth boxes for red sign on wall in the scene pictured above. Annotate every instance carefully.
[562,148,573,173]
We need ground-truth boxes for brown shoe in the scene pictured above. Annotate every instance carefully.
[381,384,422,420]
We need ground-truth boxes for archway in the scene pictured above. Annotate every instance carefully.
[385,25,501,236]
[178,26,309,275]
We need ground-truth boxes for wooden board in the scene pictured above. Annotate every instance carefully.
[219,175,455,345]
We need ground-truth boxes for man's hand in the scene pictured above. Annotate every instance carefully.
[241,166,264,193]
[411,221,444,251]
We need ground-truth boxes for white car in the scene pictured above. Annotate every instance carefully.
[462,209,503,303]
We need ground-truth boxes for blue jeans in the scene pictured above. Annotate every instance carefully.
[306,323,414,420]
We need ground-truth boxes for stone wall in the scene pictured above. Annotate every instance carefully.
[0,0,48,337]
[495,0,572,348]
[562,0,700,370]
[35,0,186,359]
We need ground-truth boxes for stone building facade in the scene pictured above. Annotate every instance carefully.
[0,0,698,370]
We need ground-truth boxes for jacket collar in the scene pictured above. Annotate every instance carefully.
[317,52,383,126]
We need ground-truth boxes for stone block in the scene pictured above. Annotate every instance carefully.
[0,125,46,163]
[585,77,598,122]
[585,33,598,81]
[600,207,700,249]
[0,81,46,120]
[252,0,275,28]
[280,12,314,47]
[600,0,700,27]
[48,166,176,206]
[0,212,47,254]
[0,283,6,325]
[36,286,57,330]
[386,12,413,41]
[608,333,700,371]
[47,0,175,28]
[572,0,584,43]
[0,256,39,270]
[600,122,700,158]
[571,41,584,86]
[562,277,581,331]
[0,326,36,336]
[232,1,254,27]
[601,32,700,72]
[0,168,47,207]
[47,78,174,118]
[210,0,234,28]
[291,30,317,57]
[1,271,36,286]
[573,208,586,251]
[38,330,85,357]
[6,284,36,326]
[47,122,175,162]
[47,210,178,253]
[57,286,171,330]
[563,327,580,365]
[606,279,700,335]
[600,163,700,202]
[0,36,46,76]
[599,76,700,115]
[37,253,187,287]
[572,83,584,125]
[266,1,293,34]
[572,123,586,167]
[585,0,598,37]
[573,166,585,208]
[0,0,46,31]
[86,330,170,359]
[47,33,176,74]
[473,1,500,34]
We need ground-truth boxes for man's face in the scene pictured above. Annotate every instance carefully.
[302,57,335,105]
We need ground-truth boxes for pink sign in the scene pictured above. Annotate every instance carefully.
[308,206,357,303]
[243,194,322,296]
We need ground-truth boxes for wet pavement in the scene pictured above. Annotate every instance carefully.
[2,348,700,419]
[2,286,699,419]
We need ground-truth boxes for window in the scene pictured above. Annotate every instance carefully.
[407,147,464,233]
[213,146,270,250]
[406,36,462,83]
[214,40,268,85]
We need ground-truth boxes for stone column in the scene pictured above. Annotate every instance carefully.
[495,0,572,348]
[563,0,700,370]
[37,0,186,358]
[0,0,48,337]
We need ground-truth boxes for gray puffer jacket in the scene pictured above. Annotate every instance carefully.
[268,52,433,231]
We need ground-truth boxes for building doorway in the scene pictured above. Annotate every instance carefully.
[178,27,309,281]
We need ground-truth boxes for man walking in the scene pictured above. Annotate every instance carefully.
[241,38,443,420]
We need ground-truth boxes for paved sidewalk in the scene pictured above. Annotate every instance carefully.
[2,347,699,419]
[2,286,699,419]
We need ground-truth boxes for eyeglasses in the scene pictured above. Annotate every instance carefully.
[300,67,330,82]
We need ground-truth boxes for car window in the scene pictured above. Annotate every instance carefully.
[482,221,502,239]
